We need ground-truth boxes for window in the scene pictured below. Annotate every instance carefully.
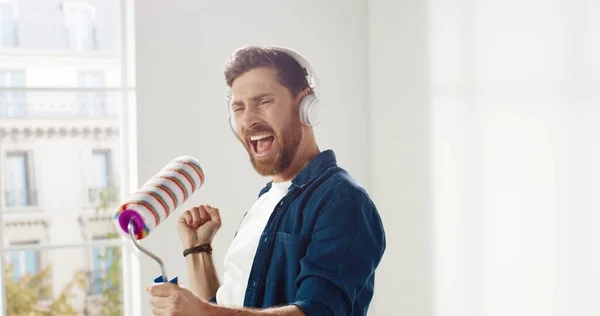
[78,71,107,117]
[90,238,118,295]
[0,1,18,47]
[90,149,117,205]
[6,242,40,281]
[3,152,35,207]
[0,69,26,118]
[64,2,98,51]
[0,0,136,314]
[92,150,110,188]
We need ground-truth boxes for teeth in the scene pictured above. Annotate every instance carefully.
[250,134,272,141]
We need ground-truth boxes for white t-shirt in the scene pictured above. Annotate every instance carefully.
[216,181,292,307]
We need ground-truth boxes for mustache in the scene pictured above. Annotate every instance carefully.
[243,125,274,138]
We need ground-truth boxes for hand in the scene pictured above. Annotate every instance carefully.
[147,283,211,316]
[178,205,221,249]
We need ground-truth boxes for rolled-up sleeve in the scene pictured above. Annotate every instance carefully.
[291,186,386,315]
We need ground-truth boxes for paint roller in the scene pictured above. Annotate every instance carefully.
[112,156,205,283]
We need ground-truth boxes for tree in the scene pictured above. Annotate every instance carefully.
[4,263,79,315]
[80,186,124,315]
[3,186,124,316]
[76,235,123,316]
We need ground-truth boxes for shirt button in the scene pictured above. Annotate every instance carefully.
[253,281,257,287]
[264,237,268,242]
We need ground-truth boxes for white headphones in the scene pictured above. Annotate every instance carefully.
[225,46,323,135]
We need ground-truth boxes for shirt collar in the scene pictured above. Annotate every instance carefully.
[259,149,337,196]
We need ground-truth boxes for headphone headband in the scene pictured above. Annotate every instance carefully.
[264,45,319,97]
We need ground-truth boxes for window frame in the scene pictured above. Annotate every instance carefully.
[0,0,138,315]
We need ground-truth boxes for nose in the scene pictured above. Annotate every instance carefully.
[241,108,260,130]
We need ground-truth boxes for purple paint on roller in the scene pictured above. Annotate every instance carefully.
[119,209,144,236]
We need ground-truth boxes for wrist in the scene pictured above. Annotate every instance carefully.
[183,244,212,257]
[183,239,211,249]
[203,301,220,315]
[185,250,213,266]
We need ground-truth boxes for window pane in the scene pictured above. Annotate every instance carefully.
[0,0,123,223]
[3,246,125,315]
[24,250,39,275]
[7,251,19,281]
[65,4,99,51]
[0,2,18,47]
[92,151,110,188]
[3,152,33,207]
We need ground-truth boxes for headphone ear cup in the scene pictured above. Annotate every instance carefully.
[226,94,237,136]
[298,95,322,127]
[228,115,236,135]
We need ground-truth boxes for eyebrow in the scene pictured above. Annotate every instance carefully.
[231,93,274,107]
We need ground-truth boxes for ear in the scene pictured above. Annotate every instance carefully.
[295,87,312,102]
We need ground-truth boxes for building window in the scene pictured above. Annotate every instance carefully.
[0,69,26,118]
[64,2,98,51]
[90,239,117,295]
[78,71,106,117]
[89,149,117,205]
[6,241,40,281]
[3,152,36,208]
[0,1,18,47]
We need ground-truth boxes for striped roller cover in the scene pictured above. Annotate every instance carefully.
[113,156,205,240]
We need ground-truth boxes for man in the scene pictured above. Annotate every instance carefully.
[148,45,386,315]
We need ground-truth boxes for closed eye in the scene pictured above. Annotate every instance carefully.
[259,99,274,106]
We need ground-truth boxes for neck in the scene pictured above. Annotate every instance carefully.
[272,139,320,183]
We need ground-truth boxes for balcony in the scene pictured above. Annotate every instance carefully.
[4,189,38,208]
[87,186,120,207]
[0,90,119,119]
[0,89,121,138]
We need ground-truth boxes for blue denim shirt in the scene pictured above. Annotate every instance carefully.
[211,150,386,315]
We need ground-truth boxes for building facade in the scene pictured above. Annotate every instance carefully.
[1,0,124,313]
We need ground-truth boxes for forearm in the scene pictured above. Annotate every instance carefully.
[204,304,304,316]
[186,252,220,300]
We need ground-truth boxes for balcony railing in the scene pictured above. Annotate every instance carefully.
[88,186,120,206]
[0,90,120,118]
[4,189,38,208]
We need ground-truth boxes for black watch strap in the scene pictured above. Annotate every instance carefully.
[183,244,212,257]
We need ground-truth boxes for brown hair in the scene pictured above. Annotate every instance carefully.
[224,45,309,96]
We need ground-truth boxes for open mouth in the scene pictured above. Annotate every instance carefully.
[249,134,275,155]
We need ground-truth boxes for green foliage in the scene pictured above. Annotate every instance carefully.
[5,264,48,315]
[3,186,124,316]
[89,186,124,315]
[78,234,123,316]
[5,264,79,315]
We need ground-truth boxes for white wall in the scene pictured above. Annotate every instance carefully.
[134,0,375,315]
[368,0,434,315]
[134,1,600,316]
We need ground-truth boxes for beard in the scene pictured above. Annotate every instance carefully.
[242,119,303,177]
